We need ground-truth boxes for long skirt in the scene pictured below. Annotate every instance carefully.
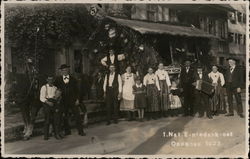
[159,80,170,111]
[146,84,160,112]
[211,85,226,112]
[120,80,136,111]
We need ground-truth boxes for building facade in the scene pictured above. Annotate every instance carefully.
[227,4,246,66]
[103,4,234,68]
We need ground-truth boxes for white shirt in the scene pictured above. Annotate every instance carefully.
[208,71,225,86]
[103,73,122,93]
[40,84,57,103]
[101,54,125,66]
[186,67,190,73]
[155,69,171,87]
[143,73,160,91]
[135,83,143,88]
[63,75,69,84]
[198,72,203,79]
[230,66,235,73]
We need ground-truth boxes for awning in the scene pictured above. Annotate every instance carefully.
[107,16,218,39]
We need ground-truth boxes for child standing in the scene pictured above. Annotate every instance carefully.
[133,77,147,122]
[169,80,182,117]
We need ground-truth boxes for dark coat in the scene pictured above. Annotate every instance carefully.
[54,75,79,104]
[225,66,244,89]
[179,67,195,88]
[194,71,211,83]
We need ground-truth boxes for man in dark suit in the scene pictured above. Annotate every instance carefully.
[54,64,86,136]
[179,59,195,116]
[225,58,244,118]
[193,65,213,119]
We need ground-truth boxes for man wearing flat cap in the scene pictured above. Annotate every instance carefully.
[54,64,86,136]
[225,58,244,118]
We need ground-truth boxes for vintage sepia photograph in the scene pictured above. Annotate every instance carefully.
[1,0,249,158]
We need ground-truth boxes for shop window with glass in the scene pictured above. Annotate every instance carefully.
[169,9,178,22]
[74,49,82,73]
[147,4,157,22]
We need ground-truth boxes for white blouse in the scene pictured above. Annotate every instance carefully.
[208,71,225,86]
[155,69,171,86]
[143,73,160,91]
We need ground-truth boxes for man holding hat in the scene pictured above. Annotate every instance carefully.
[225,58,244,118]
[54,64,86,136]
[179,58,195,116]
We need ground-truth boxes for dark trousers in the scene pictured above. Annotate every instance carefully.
[226,87,243,115]
[194,90,211,117]
[183,84,194,115]
[62,102,84,134]
[43,103,61,137]
[105,87,119,122]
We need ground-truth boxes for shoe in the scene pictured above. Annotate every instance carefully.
[78,131,86,136]
[58,134,64,139]
[23,135,30,141]
[44,136,49,140]
[207,116,213,119]
[198,115,204,118]
[54,135,62,140]
[239,114,244,118]
[225,114,234,117]
[106,121,111,125]
[64,131,71,136]
[114,120,118,124]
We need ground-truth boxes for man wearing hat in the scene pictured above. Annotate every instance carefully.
[193,65,213,119]
[179,59,195,116]
[225,58,244,118]
[54,64,86,136]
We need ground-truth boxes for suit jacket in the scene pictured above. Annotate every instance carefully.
[194,71,211,83]
[54,75,79,104]
[180,67,195,88]
[225,66,244,89]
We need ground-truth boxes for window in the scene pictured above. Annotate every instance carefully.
[243,13,246,23]
[147,4,157,22]
[243,34,246,45]
[234,33,238,44]
[219,57,224,65]
[74,50,82,73]
[238,34,242,44]
[228,32,234,43]
[237,12,242,23]
[169,9,178,22]
[229,12,236,24]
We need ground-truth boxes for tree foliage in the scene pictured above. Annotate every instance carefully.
[5,3,98,65]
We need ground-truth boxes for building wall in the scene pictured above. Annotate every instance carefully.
[227,5,246,65]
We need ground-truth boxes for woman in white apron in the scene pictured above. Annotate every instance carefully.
[120,66,136,121]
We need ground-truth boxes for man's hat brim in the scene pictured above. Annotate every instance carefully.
[59,64,70,70]
[226,57,237,61]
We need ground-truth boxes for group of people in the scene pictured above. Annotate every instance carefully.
[20,46,244,141]
[101,52,245,126]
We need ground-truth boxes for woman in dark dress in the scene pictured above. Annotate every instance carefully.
[133,77,147,122]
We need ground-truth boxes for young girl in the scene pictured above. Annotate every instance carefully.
[133,77,147,122]
[169,80,182,117]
